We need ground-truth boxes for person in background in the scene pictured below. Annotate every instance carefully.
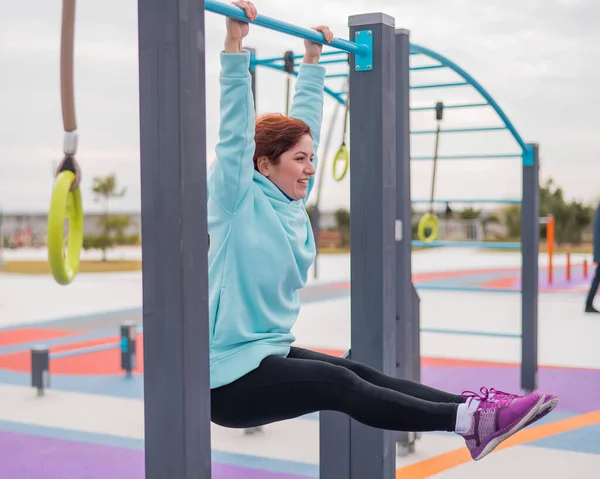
[585,202,600,313]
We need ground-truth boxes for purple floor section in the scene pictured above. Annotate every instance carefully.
[512,268,591,290]
[423,365,600,414]
[0,431,308,479]
[3,364,599,478]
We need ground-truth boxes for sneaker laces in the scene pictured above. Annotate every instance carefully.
[461,387,514,410]
[489,388,519,400]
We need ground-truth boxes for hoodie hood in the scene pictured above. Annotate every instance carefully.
[253,170,303,209]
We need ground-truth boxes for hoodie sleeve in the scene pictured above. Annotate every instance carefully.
[288,63,326,204]
[208,51,256,215]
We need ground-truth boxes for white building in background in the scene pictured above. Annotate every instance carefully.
[0,209,504,248]
[1,212,142,247]
[0,210,341,248]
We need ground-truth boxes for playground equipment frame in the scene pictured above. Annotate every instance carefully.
[137,1,539,477]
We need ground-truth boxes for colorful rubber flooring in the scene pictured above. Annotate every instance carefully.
[0,258,600,479]
[1,278,599,478]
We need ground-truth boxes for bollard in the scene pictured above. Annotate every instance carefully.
[31,346,50,396]
[120,321,137,377]
[566,251,571,281]
[547,216,554,285]
[584,259,589,279]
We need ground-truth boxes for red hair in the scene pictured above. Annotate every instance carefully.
[253,113,312,170]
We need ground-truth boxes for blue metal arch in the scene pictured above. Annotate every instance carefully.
[251,43,532,164]
[409,44,527,155]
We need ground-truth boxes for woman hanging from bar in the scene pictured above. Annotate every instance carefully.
[207,0,558,462]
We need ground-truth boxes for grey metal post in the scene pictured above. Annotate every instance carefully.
[394,27,421,455]
[320,350,352,478]
[521,143,539,393]
[138,0,211,478]
[350,13,397,479]
[120,321,136,377]
[31,346,50,396]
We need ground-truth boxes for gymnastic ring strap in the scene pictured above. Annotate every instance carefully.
[420,102,444,243]
[58,0,80,185]
[48,0,84,286]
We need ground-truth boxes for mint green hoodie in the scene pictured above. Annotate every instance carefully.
[207,51,325,389]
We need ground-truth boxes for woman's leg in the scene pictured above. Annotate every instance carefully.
[211,350,549,462]
[288,347,465,405]
[211,351,459,432]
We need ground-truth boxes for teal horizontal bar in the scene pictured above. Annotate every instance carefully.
[412,199,521,204]
[421,327,521,339]
[411,127,507,134]
[412,240,521,250]
[254,50,344,64]
[410,64,446,71]
[293,50,343,61]
[411,102,488,111]
[325,73,349,78]
[411,153,522,160]
[50,342,120,359]
[205,0,367,57]
[411,81,468,89]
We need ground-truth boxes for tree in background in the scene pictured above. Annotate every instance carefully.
[457,207,481,220]
[306,204,315,224]
[83,173,139,260]
[501,177,595,244]
[334,208,350,247]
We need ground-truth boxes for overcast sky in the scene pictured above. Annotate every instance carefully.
[1,0,598,214]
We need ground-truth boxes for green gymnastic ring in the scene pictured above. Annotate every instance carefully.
[332,143,349,182]
[47,170,83,285]
[417,213,439,243]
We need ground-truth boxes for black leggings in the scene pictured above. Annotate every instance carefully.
[211,347,464,433]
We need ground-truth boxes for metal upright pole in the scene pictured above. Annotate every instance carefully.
[138,0,211,477]
[394,27,421,455]
[395,28,418,384]
[320,348,352,478]
[348,13,397,479]
[521,143,539,393]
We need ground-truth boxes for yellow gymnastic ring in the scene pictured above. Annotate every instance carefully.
[47,170,83,285]
[417,213,439,243]
[332,143,349,182]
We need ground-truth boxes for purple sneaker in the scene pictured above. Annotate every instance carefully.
[488,388,559,426]
[458,389,545,461]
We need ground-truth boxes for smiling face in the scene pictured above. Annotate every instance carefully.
[257,134,315,200]
[253,113,316,201]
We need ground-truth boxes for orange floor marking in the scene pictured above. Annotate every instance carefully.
[330,268,521,291]
[0,328,80,347]
[0,335,144,375]
[480,276,518,289]
[396,409,600,478]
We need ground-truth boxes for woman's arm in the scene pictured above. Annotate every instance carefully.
[208,1,258,215]
[288,26,333,203]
